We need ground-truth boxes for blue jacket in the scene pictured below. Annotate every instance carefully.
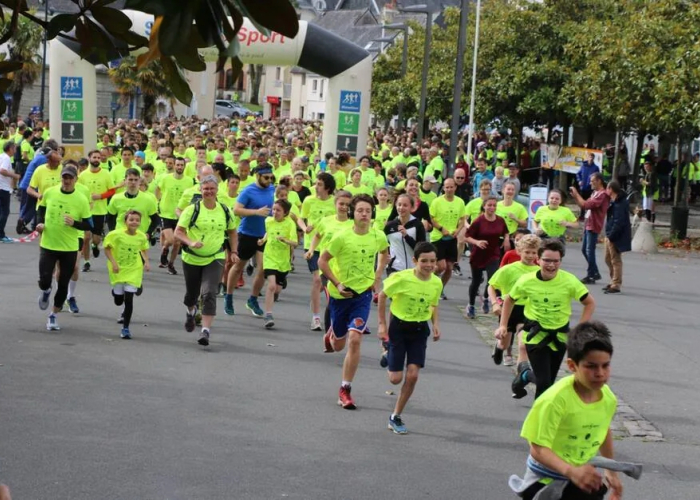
[605,196,631,253]
[576,161,599,191]
[19,153,48,190]
[472,170,494,196]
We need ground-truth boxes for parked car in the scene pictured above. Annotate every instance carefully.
[215,100,252,118]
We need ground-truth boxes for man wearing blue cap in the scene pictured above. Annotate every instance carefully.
[228,163,275,317]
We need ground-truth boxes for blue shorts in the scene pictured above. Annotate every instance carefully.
[328,290,372,339]
[307,250,320,273]
[386,317,431,372]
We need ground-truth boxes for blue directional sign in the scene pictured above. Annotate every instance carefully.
[339,90,361,113]
[60,77,83,99]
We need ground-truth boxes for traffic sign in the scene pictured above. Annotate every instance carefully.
[61,123,84,144]
[338,112,359,135]
[61,99,83,121]
[111,102,120,111]
[60,77,83,99]
[339,90,361,113]
[336,135,358,155]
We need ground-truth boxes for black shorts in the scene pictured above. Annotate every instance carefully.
[91,214,106,235]
[307,250,320,272]
[386,317,431,372]
[78,237,84,251]
[435,238,458,263]
[161,217,178,230]
[508,304,526,333]
[264,269,288,288]
[238,233,265,261]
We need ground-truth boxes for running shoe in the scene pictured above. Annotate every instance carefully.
[82,261,91,272]
[310,317,322,331]
[237,276,245,288]
[440,292,447,300]
[323,331,334,353]
[167,264,178,275]
[580,276,596,284]
[38,288,51,310]
[0,236,14,243]
[15,218,25,234]
[337,386,356,410]
[388,415,407,434]
[217,283,226,297]
[466,305,476,319]
[593,273,603,281]
[452,263,462,276]
[246,261,255,277]
[482,297,490,314]
[198,329,210,346]
[160,249,168,267]
[136,286,143,296]
[185,308,197,332]
[224,294,235,316]
[120,328,132,339]
[380,349,389,368]
[274,292,279,302]
[503,354,515,367]
[264,313,275,329]
[92,244,100,258]
[512,362,531,399]
[46,314,60,331]
[492,345,503,365]
[67,297,80,314]
[246,296,264,317]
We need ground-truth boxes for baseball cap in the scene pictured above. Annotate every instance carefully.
[61,166,78,178]
[424,175,438,183]
[134,151,146,159]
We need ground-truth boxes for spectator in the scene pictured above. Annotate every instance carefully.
[603,181,631,295]
[570,172,610,284]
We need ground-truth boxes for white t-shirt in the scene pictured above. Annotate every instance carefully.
[0,152,14,192]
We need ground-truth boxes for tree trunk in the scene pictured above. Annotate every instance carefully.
[142,94,155,121]
[10,87,24,121]
[248,64,263,105]
[631,130,646,188]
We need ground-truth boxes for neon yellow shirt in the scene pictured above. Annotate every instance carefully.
[177,202,237,266]
[316,214,353,254]
[345,183,373,197]
[263,216,297,272]
[157,174,195,220]
[177,185,202,212]
[107,191,158,234]
[382,268,442,322]
[374,205,392,231]
[429,195,465,242]
[104,229,150,287]
[464,197,484,223]
[496,200,528,234]
[488,262,538,305]
[534,206,577,238]
[29,165,62,207]
[78,168,114,215]
[301,195,335,250]
[39,186,91,252]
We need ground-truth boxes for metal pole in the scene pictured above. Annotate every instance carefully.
[466,0,481,160]
[417,12,432,142]
[448,0,469,177]
[612,129,620,181]
[397,30,408,132]
[39,0,49,119]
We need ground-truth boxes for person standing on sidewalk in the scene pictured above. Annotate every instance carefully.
[0,141,20,243]
[570,173,609,284]
[602,181,631,295]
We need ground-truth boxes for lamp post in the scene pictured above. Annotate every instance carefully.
[466,0,481,159]
[448,0,469,177]
[38,0,50,120]
[383,23,408,132]
[399,4,431,142]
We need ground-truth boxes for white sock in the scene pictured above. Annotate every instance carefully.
[313,314,320,320]
[67,280,77,299]
[202,327,210,333]
[391,413,399,419]
[186,306,196,315]
[341,380,351,388]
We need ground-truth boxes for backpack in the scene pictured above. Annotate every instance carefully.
[182,199,232,258]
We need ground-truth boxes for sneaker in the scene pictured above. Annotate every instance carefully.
[0,236,14,243]
[185,308,197,332]
[482,297,490,314]
[580,276,596,284]
[246,261,255,277]
[120,328,132,339]
[452,263,462,276]
[604,287,621,294]
[67,297,80,314]
[492,345,503,365]
[593,273,603,281]
[160,249,169,267]
[136,286,143,296]
[246,296,264,317]
[15,218,25,234]
[82,261,91,272]
[440,292,447,300]
[273,292,279,302]
[323,331,334,353]
[38,288,51,310]
[503,354,515,366]
[217,283,226,297]
[512,362,531,400]
[337,385,356,410]
[380,349,389,368]
[224,294,235,316]
[264,313,275,329]
[46,314,60,331]
[237,276,245,288]
[198,329,210,346]
[466,305,476,319]
[92,244,100,258]
[167,264,178,275]
[310,317,322,331]
[388,415,408,434]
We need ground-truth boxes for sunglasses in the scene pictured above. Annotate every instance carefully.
[261,175,273,181]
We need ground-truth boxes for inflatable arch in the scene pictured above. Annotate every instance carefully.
[50,11,372,160]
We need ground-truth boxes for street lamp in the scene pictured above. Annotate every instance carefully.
[466,0,482,160]
[38,0,50,120]
[448,0,469,177]
[399,4,431,142]
[383,23,408,132]
[372,36,396,53]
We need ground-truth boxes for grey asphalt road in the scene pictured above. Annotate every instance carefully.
[1,212,699,499]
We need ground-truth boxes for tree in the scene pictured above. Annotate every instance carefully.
[0,12,43,119]
[0,0,299,110]
[248,64,264,105]
[109,56,176,121]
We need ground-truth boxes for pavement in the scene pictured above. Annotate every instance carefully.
[1,210,700,499]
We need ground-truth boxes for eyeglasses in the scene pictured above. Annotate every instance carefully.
[540,258,561,264]
[261,175,273,181]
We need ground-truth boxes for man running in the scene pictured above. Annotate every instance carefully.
[78,150,114,271]
[428,177,465,297]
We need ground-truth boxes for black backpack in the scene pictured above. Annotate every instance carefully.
[182,199,233,257]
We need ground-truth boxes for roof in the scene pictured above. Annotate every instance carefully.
[311,10,385,49]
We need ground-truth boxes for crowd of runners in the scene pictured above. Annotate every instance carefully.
[0,115,640,499]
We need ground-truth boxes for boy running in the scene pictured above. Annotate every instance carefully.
[377,242,442,434]
[103,210,151,339]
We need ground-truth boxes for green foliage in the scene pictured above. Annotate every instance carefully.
[108,55,175,120]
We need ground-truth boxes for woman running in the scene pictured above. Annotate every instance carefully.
[532,189,578,244]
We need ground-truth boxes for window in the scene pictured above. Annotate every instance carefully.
[300,106,305,118]
[275,67,281,80]
[319,79,324,99]
[318,113,325,120]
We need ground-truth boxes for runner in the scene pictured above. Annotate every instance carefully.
[103,210,150,339]
[35,165,92,331]
[77,150,114,271]
[377,241,442,434]
[175,175,238,345]
[428,177,465,297]
[319,194,389,409]
[496,239,595,399]
[107,168,159,243]
[532,189,578,244]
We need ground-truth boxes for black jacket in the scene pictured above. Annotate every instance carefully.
[605,196,632,253]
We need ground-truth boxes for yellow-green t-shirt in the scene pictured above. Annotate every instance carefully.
[429,195,466,242]
[301,195,336,250]
[316,214,353,254]
[20,140,34,162]
[508,269,589,349]
[332,170,347,190]
[521,375,617,467]
[534,206,577,238]
[177,185,202,212]
[110,163,142,193]
[345,183,374,197]
[103,229,150,287]
[157,174,195,220]
[78,168,114,216]
[177,202,237,266]
[107,191,158,234]
[488,262,539,305]
[382,268,442,322]
[263,216,297,272]
[464,197,484,223]
[373,205,392,232]
[496,200,528,234]
[39,186,91,252]
[29,165,61,207]
[420,189,437,206]
[325,226,389,299]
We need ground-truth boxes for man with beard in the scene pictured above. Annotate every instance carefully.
[78,150,115,271]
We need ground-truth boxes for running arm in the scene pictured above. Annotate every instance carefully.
[579,294,595,323]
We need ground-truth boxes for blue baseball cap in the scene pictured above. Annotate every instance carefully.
[134,151,146,159]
